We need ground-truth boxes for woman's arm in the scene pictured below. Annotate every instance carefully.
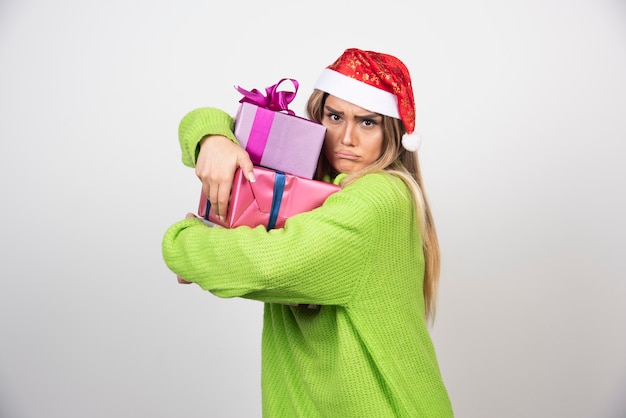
[162,173,415,306]
[178,107,255,220]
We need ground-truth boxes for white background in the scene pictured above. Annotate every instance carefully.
[1,1,625,417]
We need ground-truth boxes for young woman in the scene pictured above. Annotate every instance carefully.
[162,48,454,417]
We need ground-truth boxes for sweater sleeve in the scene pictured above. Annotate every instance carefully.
[178,107,238,167]
[162,173,414,307]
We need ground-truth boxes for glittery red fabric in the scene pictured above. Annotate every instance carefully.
[326,48,415,134]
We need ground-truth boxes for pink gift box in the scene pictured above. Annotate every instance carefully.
[198,166,340,230]
[234,102,326,179]
[233,79,326,179]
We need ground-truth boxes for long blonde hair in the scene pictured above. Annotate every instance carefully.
[306,90,441,323]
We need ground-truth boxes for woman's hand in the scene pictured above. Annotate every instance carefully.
[177,276,192,284]
[195,135,255,221]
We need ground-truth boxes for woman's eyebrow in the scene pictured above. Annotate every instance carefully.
[355,113,382,121]
[324,105,381,120]
[324,104,342,115]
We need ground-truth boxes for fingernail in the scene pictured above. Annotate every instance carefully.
[249,173,256,182]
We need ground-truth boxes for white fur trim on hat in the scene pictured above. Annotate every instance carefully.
[402,132,421,152]
[313,69,400,119]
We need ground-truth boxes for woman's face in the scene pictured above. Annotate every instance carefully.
[321,95,384,174]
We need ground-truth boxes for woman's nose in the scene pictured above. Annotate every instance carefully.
[340,123,356,146]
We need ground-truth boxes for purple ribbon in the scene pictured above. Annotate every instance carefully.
[246,109,274,165]
[235,78,299,115]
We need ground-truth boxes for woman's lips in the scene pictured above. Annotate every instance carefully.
[335,150,359,160]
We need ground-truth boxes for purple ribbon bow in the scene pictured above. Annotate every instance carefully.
[235,78,299,115]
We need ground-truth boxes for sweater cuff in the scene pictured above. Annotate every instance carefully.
[178,107,238,167]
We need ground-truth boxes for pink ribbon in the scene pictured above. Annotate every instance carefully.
[246,108,274,165]
[235,78,299,115]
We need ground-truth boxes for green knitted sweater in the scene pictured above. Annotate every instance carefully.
[162,107,453,417]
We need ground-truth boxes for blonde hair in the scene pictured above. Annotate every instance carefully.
[306,90,441,324]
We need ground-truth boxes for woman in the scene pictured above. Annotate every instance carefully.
[162,48,454,417]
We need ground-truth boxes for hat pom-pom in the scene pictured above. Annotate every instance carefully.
[402,132,421,152]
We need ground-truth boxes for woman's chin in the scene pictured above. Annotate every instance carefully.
[331,160,361,174]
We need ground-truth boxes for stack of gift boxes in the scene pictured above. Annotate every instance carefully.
[198,79,340,230]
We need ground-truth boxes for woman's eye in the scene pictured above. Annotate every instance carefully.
[362,119,376,127]
[326,113,340,122]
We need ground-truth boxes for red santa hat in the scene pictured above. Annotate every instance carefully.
[313,48,421,151]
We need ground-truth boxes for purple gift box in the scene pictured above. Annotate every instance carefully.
[234,79,326,179]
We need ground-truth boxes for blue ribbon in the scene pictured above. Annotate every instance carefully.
[267,171,285,230]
